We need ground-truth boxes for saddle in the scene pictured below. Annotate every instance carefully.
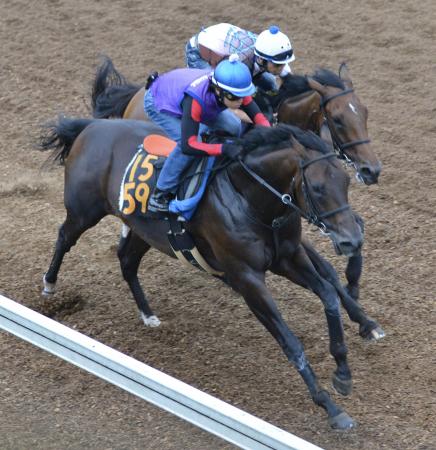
[119,134,223,277]
[119,134,215,219]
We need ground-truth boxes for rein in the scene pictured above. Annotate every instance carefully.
[238,151,350,233]
[320,88,371,172]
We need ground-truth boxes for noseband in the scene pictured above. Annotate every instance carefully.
[239,152,350,233]
[298,153,350,233]
[320,88,371,174]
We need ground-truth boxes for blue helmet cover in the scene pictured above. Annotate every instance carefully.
[212,54,256,97]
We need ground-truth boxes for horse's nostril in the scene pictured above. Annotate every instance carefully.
[359,165,380,184]
[338,239,362,255]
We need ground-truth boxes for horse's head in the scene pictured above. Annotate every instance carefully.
[240,125,364,256]
[307,64,382,185]
[288,129,363,256]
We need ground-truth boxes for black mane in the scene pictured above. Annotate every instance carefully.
[311,68,345,90]
[239,124,330,155]
[267,67,345,109]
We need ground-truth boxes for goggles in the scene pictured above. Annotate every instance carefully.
[272,49,294,62]
[256,48,294,64]
[221,90,243,102]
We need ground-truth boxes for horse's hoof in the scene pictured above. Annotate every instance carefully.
[141,313,161,327]
[360,323,386,341]
[42,274,56,295]
[329,411,356,430]
[332,373,353,396]
[368,326,385,340]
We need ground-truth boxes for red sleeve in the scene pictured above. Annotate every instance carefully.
[187,136,222,156]
[242,96,253,107]
[253,113,271,127]
[191,98,202,122]
[241,96,271,127]
[181,96,223,156]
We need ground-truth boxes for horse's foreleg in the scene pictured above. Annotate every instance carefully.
[345,253,362,301]
[344,212,365,301]
[117,227,160,327]
[226,267,355,430]
[43,211,103,295]
[271,245,353,397]
[302,239,384,341]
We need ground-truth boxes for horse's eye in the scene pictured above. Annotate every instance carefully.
[312,184,325,195]
[333,117,343,128]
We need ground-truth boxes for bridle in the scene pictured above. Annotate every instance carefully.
[239,151,350,234]
[320,88,371,180]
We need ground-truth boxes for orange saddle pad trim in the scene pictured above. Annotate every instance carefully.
[143,134,177,157]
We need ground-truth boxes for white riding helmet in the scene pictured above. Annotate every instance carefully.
[254,25,295,64]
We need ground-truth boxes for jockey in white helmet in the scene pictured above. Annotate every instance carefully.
[185,24,295,92]
[254,25,295,78]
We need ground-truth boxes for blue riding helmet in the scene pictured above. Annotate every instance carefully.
[211,54,256,97]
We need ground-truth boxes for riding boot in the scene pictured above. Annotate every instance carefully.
[148,188,174,212]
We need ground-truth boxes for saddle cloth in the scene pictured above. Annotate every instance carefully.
[119,134,215,221]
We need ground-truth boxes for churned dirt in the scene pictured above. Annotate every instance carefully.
[1,0,435,449]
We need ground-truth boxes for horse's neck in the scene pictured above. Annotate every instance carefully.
[278,91,324,133]
[225,149,299,221]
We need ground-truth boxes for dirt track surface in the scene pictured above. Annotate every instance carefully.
[1,1,435,449]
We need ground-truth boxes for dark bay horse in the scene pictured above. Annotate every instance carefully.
[39,119,384,429]
[91,58,381,184]
[263,64,381,183]
[90,57,376,302]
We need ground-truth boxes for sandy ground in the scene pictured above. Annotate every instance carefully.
[0,0,435,449]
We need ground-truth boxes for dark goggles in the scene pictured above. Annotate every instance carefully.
[221,90,243,101]
[256,48,293,64]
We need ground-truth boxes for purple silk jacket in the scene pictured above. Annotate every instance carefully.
[150,68,225,124]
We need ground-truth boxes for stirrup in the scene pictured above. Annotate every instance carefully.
[148,192,171,212]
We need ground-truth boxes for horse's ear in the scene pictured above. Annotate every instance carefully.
[290,135,306,158]
[339,62,353,88]
[320,122,333,146]
[307,77,328,96]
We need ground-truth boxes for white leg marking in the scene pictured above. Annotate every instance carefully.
[42,274,56,295]
[141,312,161,327]
[121,224,130,238]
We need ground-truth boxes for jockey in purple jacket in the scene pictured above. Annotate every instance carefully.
[144,54,270,213]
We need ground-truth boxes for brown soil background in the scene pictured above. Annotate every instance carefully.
[1,1,435,449]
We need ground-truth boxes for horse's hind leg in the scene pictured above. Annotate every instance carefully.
[43,210,105,295]
[302,239,385,341]
[117,226,160,327]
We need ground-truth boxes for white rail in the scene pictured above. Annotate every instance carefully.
[0,294,323,450]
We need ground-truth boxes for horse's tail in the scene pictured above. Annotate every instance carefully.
[91,56,141,118]
[38,116,94,165]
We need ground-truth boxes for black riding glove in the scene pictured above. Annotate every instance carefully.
[221,143,243,161]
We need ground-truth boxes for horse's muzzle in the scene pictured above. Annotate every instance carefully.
[331,232,363,257]
[358,162,382,185]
